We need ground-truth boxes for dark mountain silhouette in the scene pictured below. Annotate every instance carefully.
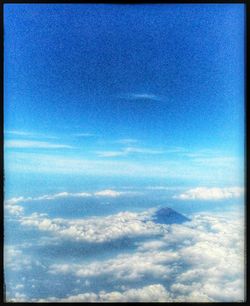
[153,207,190,225]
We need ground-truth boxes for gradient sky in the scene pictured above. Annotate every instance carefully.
[3,4,245,302]
[4,4,245,187]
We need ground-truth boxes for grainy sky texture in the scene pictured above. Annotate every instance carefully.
[4,4,245,302]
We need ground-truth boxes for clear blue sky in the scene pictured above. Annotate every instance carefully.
[4,4,245,186]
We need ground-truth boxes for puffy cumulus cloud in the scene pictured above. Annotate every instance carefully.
[167,213,245,302]
[4,246,43,272]
[50,249,179,280]
[46,212,244,302]
[136,240,166,251]
[5,196,29,205]
[6,207,245,302]
[5,204,24,216]
[173,187,244,200]
[6,292,28,303]
[20,210,165,243]
[35,284,171,303]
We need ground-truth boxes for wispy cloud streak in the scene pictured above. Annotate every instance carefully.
[96,147,164,158]
[119,93,164,102]
[5,140,73,149]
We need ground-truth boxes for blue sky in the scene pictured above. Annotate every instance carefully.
[4,4,245,184]
[4,4,245,302]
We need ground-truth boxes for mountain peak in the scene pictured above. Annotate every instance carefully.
[153,207,190,225]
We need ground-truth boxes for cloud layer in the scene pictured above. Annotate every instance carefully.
[5,189,132,210]
[4,187,245,303]
[173,187,244,200]
[46,211,245,302]
[36,284,171,302]
[19,210,163,243]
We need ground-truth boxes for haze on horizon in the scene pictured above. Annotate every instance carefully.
[4,4,245,302]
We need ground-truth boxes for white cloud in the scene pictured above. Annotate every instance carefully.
[35,284,171,302]
[46,211,244,302]
[4,130,58,139]
[119,93,164,102]
[5,131,34,136]
[94,189,122,197]
[96,150,125,158]
[96,146,164,158]
[50,249,178,280]
[6,292,28,303]
[5,189,135,210]
[20,210,163,243]
[173,187,244,200]
[5,140,73,149]
[35,192,91,201]
[5,196,29,205]
[5,209,245,302]
[6,150,243,184]
[5,204,24,215]
[4,246,42,272]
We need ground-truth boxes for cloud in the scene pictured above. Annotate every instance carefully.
[5,140,73,149]
[19,210,162,243]
[35,192,92,200]
[116,138,138,145]
[96,150,125,158]
[46,211,244,302]
[6,209,245,302]
[4,130,58,139]
[73,133,95,137]
[5,196,29,205]
[5,189,136,209]
[4,246,44,272]
[5,131,34,136]
[119,93,164,102]
[94,189,122,197]
[173,187,244,200]
[6,292,28,303]
[34,284,171,302]
[96,146,164,158]
[5,204,24,216]
[6,150,243,184]
[50,249,178,280]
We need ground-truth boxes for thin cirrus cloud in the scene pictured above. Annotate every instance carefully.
[115,138,138,145]
[6,150,242,184]
[73,133,95,137]
[119,93,164,102]
[5,130,58,139]
[173,187,244,200]
[4,140,73,149]
[96,147,164,158]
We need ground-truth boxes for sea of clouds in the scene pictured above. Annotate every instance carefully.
[4,188,245,302]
